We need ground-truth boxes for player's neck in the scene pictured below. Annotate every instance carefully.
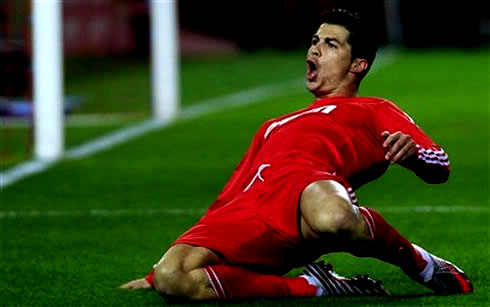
[316,83,358,99]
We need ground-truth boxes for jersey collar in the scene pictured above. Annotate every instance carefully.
[310,96,354,108]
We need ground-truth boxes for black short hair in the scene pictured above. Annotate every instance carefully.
[321,9,378,86]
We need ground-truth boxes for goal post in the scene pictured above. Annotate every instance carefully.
[32,0,64,160]
[31,0,179,161]
[150,0,179,122]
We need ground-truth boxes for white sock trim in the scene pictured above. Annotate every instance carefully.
[413,244,434,282]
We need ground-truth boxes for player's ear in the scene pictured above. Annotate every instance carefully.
[350,58,369,74]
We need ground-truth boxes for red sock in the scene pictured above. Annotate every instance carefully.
[145,270,155,287]
[203,265,317,299]
[358,207,427,276]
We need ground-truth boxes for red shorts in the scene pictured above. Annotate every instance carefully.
[174,166,353,274]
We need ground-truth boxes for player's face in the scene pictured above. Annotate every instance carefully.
[306,23,353,97]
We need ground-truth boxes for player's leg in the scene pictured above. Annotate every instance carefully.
[151,243,319,300]
[152,243,388,300]
[152,244,221,300]
[301,181,426,273]
[300,179,472,294]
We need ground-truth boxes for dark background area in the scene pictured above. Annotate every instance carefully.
[178,0,388,49]
[399,0,488,48]
[177,0,488,49]
[0,0,488,99]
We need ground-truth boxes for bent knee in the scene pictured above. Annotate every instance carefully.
[153,263,212,300]
[311,197,357,234]
[301,181,362,235]
[153,263,182,295]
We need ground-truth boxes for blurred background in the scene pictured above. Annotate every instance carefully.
[0,0,489,169]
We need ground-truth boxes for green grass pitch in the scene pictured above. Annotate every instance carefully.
[1,48,488,306]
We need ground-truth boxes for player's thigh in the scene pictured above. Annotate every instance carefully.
[300,180,367,240]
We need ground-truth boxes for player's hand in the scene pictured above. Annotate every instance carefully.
[381,131,418,164]
[120,278,152,290]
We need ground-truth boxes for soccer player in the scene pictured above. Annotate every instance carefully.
[121,9,473,300]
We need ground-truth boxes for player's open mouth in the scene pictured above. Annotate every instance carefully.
[306,59,318,81]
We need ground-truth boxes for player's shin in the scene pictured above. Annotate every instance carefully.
[354,207,428,279]
[203,265,318,299]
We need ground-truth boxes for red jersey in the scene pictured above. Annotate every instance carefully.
[209,96,449,211]
[148,96,451,279]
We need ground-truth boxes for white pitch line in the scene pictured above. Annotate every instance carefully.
[0,79,304,188]
[0,205,487,219]
[0,49,397,189]
[64,119,169,159]
[0,208,206,218]
[380,206,489,213]
[179,78,303,120]
[1,113,147,128]
[66,79,306,159]
[0,159,55,188]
